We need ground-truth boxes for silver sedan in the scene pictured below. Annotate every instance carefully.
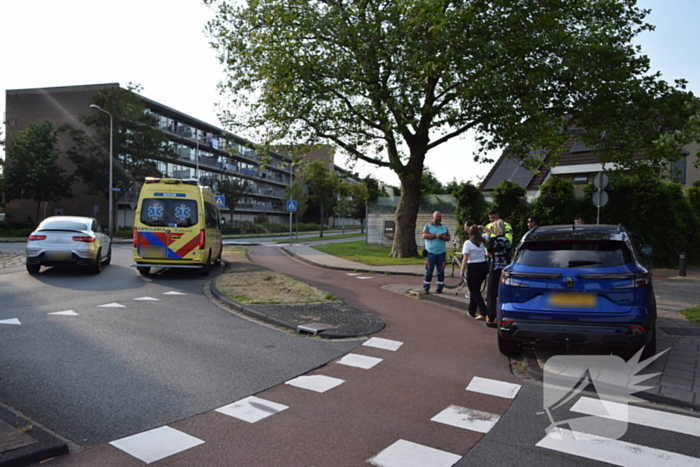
[25,216,112,274]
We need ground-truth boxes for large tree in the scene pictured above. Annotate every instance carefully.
[4,121,73,221]
[301,160,338,237]
[205,0,700,257]
[215,174,252,221]
[66,84,176,228]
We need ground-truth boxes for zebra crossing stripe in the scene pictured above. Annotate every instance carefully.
[570,397,700,437]
[466,376,521,399]
[368,439,461,467]
[431,405,500,433]
[216,396,288,423]
[110,426,204,464]
[536,428,700,467]
[363,337,403,351]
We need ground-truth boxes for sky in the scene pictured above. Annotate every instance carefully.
[2,0,699,188]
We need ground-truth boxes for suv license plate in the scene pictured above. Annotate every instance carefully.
[549,293,596,308]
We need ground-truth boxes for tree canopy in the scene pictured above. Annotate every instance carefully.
[205,0,700,257]
[4,121,73,221]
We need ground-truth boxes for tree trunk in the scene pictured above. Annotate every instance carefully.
[389,171,422,258]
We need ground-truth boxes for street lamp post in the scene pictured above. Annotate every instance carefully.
[89,104,113,236]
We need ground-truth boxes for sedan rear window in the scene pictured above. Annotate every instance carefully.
[514,240,633,268]
[39,220,89,231]
[140,198,198,227]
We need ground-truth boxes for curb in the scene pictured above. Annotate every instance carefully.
[522,351,700,412]
[280,246,423,277]
[210,260,384,338]
[0,405,69,467]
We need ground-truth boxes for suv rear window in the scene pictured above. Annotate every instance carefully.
[514,240,633,268]
[140,198,198,227]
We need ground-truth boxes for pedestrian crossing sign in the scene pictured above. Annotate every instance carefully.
[286,200,297,212]
[215,196,225,208]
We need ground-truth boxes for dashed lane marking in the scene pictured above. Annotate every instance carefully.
[215,396,288,423]
[48,311,79,316]
[0,318,21,325]
[337,354,383,369]
[346,273,363,276]
[163,291,187,295]
[431,405,501,433]
[356,276,373,279]
[98,303,126,308]
[109,426,204,464]
[367,439,461,467]
[284,375,345,393]
[466,376,522,399]
[134,296,160,301]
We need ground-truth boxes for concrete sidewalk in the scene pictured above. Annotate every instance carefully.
[281,242,700,408]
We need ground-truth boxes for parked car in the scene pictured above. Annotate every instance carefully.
[25,216,111,274]
[496,224,656,359]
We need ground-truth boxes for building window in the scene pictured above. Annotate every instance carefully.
[670,155,687,184]
[573,174,588,184]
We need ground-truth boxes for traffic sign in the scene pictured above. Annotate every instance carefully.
[215,196,226,208]
[592,190,609,208]
[594,172,609,190]
[286,200,297,212]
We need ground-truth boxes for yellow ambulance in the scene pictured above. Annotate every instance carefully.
[132,178,223,276]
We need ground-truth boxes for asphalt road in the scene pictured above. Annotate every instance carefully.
[0,245,358,447]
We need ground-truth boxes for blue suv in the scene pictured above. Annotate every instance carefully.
[496,224,656,359]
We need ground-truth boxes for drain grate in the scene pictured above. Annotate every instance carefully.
[297,323,335,336]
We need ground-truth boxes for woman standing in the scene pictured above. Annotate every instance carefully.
[460,224,489,320]
[485,219,512,328]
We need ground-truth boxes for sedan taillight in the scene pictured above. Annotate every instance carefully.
[71,236,96,243]
[28,235,47,241]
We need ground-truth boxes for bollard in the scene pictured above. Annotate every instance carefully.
[679,252,687,277]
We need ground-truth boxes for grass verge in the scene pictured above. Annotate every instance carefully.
[680,305,700,324]
[217,246,337,304]
[311,240,424,266]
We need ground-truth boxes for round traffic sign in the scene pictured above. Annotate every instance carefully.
[594,172,609,190]
[592,190,608,208]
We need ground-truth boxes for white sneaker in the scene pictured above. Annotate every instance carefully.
[464,293,470,299]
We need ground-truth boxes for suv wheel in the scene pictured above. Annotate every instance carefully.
[497,333,520,356]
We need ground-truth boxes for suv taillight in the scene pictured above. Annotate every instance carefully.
[199,229,206,249]
[28,235,47,241]
[613,272,650,288]
[72,236,95,243]
[501,270,530,287]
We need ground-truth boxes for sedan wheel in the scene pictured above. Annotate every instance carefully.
[91,250,103,274]
[103,246,112,266]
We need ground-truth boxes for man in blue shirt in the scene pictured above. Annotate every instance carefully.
[421,211,451,294]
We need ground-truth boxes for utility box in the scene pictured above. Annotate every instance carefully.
[384,221,395,239]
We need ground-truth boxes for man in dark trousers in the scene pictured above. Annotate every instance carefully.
[421,211,450,294]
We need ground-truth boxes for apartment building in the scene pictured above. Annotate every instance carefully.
[3,83,299,226]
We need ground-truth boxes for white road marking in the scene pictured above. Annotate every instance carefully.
[536,428,700,467]
[285,375,345,393]
[98,303,126,308]
[571,396,700,437]
[163,291,186,295]
[48,311,78,316]
[466,376,522,399]
[356,276,373,279]
[367,439,461,467]
[346,273,363,276]
[134,297,160,301]
[0,318,21,325]
[431,405,500,433]
[110,426,204,464]
[337,354,383,369]
[215,396,288,423]
[363,337,403,351]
